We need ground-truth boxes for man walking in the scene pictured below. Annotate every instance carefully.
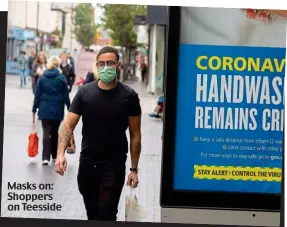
[67,52,75,68]
[55,46,142,221]
[60,52,76,93]
[19,51,28,87]
[28,51,36,78]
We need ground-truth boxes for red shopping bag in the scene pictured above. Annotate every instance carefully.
[28,123,39,157]
[76,77,85,86]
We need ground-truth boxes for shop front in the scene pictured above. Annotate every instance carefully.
[148,25,165,94]
[146,6,168,95]
[160,7,284,226]
[23,29,36,55]
[6,26,26,74]
[42,33,52,53]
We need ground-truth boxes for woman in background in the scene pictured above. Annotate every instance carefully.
[31,51,47,95]
[32,56,71,165]
[140,57,147,82]
[19,51,28,88]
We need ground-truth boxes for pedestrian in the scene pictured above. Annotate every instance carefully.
[31,51,47,95]
[60,52,76,93]
[19,51,28,87]
[140,57,147,82]
[32,55,71,165]
[28,51,36,78]
[83,57,99,85]
[149,96,164,119]
[67,52,75,68]
[55,45,142,221]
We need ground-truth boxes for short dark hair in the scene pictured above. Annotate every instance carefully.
[97,46,119,61]
[20,51,26,55]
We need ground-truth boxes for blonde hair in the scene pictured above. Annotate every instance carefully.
[47,55,61,70]
[92,56,99,80]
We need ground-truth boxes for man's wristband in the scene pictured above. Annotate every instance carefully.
[130,168,138,173]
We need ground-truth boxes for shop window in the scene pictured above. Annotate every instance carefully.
[6,38,16,60]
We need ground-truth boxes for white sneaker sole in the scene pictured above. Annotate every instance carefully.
[42,160,49,165]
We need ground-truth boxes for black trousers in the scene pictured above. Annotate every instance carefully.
[141,71,145,81]
[68,84,72,93]
[32,76,39,95]
[41,120,61,161]
[77,161,126,221]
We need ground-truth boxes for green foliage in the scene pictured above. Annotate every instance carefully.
[51,28,63,48]
[100,4,147,47]
[73,3,98,47]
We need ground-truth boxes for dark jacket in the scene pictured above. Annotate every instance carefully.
[83,72,95,85]
[32,68,71,120]
[68,57,75,68]
[60,63,76,87]
[31,63,43,95]
[28,56,35,71]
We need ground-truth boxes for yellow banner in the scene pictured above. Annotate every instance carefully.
[194,165,281,182]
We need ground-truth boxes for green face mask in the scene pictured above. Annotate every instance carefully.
[98,66,117,83]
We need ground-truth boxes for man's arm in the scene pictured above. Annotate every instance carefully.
[128,115,142,169]
[57,112,80,156]
[57,88,83,156]
[127,92,142,169]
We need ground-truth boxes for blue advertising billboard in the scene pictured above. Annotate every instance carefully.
[170,7,286,196]
[173,44,284,194]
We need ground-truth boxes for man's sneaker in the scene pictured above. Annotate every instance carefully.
[42,160,49,165]
[149,113,161,118]
[154,114,161,119]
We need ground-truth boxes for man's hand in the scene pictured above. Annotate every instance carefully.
[55,154,67,176]
[127,171,139,188]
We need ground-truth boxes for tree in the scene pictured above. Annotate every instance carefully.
[51,28,63,48]
[100,4,147,77]
[73,3,98,48]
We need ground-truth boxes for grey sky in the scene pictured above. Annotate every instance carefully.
[92,3,103,24]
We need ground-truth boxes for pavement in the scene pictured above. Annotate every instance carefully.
[1,74,163,222]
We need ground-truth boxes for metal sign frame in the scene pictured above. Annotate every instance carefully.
[160,6,281,212]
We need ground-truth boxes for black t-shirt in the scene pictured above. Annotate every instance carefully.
[69,80,141,164]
